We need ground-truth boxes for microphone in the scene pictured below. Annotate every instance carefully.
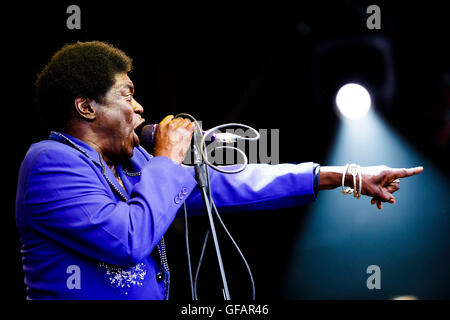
[141,124,240,146]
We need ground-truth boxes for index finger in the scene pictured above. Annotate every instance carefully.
[391,166,423,178]
[175,118,192,129]
[159,115,174,126]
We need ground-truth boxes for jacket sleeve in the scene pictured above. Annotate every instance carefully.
[21,147,197,268]
[183,162,317,215]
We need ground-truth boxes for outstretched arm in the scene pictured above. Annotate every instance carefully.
[151,115,424,211]
[319,165,424,209]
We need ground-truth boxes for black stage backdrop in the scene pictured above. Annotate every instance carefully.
[4,1,449,304]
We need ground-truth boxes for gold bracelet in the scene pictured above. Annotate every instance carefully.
[357,166,362,198]
[348,163,361,199]
[341,163,354,195]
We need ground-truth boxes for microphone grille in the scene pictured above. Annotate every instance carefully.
[141,124,158,146]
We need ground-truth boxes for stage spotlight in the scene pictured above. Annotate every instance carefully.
[284,110,450,299]
[335,83,371,119]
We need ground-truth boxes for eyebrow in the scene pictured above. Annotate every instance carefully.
[117,82,135,94]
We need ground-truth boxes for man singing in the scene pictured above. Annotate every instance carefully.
[15,41,422,299]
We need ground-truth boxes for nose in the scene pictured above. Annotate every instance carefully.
[132,98,144,115]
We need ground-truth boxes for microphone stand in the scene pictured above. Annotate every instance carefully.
[192,134,231,300]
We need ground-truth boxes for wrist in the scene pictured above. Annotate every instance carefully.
[319,166,353,190]
[153,148,183,164]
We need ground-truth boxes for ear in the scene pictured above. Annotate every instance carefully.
[74,96,96,120]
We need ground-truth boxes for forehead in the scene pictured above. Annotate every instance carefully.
[111,73,134,91]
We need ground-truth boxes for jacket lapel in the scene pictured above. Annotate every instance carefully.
[99,157,129,202]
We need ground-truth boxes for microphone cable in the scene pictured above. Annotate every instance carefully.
[191,165,256,300]
[183,202,195,300]
[176,113,257,300]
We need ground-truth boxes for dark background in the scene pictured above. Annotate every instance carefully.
[4,1,449,301]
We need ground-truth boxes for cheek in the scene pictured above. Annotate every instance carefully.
[122,107,134,126]
[120,109,136,143]
[111,106,132,132]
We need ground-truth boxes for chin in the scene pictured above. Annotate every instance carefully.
[120,144,135,161]
[126,147,135,159]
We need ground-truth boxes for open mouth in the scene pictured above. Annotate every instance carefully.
[134,119,146,138]
[133,119,146,145]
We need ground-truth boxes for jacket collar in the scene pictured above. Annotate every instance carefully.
[49,131,103,167]
[49,131,130,200]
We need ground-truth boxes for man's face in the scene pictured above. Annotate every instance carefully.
[92,73,145,163]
